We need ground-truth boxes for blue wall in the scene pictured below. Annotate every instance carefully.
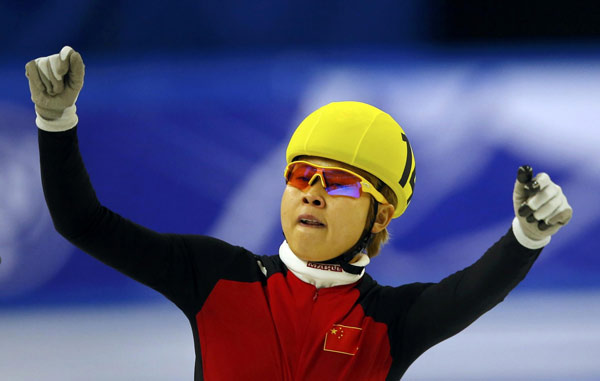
[1,0,427,58]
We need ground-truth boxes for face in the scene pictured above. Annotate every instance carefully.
[280,156,373,262]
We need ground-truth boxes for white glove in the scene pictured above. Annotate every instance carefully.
[513,167,573,249]
[25,46,85,132]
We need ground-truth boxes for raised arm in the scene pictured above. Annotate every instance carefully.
[397,166,573,367]
[26,47,245,314]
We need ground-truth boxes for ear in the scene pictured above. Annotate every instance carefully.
[371,204,395,234]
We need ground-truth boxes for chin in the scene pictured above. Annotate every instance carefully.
[289,241,331,262]
[301,253,327,262]
[298,247,340,263]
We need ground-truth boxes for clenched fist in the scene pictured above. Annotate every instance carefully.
[513,166,573,248]
[25,46,85,131]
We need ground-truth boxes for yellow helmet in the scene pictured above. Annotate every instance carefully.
[286,101,415,218]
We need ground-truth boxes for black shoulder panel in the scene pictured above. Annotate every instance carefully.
[356,273,432,325]
[355,273,434,380]
[256,254,288,278]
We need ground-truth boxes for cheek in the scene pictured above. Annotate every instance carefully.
[280,187,296,227]
[331,197,371,235]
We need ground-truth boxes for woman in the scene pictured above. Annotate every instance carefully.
[26,46,572,380]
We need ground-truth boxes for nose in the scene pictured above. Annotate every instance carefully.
[303,193,325,208]
[302,182,326,208]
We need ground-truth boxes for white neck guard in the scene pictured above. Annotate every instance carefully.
[278,241,369,289]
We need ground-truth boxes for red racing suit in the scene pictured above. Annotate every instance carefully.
[38,127,542,380]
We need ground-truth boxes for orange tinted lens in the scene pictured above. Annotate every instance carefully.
[286,162,318,190]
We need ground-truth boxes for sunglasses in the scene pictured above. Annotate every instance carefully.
[284,161,389,205]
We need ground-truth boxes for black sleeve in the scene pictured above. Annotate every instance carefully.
[38,127,249,314]
[395,228,542,367]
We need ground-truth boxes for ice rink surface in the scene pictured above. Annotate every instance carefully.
[1,291,599,380]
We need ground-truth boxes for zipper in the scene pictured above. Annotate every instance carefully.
[313,289,318,301]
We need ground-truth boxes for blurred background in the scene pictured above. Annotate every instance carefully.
[1,0,599,379]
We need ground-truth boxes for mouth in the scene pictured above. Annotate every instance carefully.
[298,214,326,228]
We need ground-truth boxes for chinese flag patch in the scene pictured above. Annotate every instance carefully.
[323,324,362,356]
